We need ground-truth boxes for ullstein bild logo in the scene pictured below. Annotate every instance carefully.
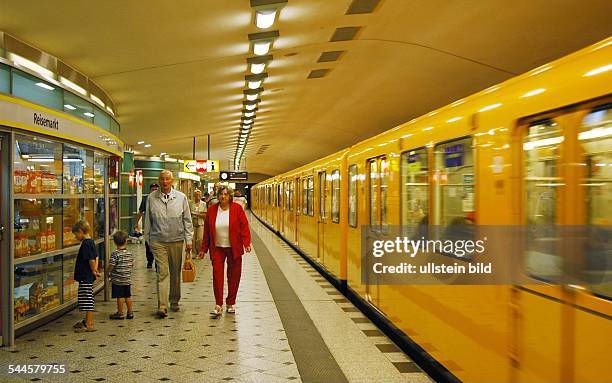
[33,113,59,130]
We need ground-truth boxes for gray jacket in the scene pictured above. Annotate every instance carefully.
[144,188,193,244]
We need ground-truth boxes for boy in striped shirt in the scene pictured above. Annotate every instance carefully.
[108,231,135,319]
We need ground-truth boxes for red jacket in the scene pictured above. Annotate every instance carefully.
[202,202,251,258]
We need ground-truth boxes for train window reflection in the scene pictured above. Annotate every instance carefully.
[348,165,358,228]
[434,137,475,227]
[401,147,429,236]
[381,158,389,231]
[580,106,612,298]
[308,176,314,216]
[302,178,308,215]
[523,120,563,281]
[368,159,379,228]
[331,170,340,223]
[319,172,326,219]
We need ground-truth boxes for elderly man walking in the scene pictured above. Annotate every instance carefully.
[144,170,193,318]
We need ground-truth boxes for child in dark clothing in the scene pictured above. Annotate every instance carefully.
[108,230,135,319]
[72,220,100,333]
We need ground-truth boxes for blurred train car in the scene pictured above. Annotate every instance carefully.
[252,38,612,383]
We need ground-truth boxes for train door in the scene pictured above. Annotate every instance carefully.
[317,171,327,264]
[365,156,388,307]
[515,103,612,383]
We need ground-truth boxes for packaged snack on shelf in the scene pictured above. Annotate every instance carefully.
[37,231,47,253]
[14,170,28,193]
[27,234,40,255]
[46,228,56,251]
[27,170,42,194]
[41,172,57,193]
[63,227,76,246]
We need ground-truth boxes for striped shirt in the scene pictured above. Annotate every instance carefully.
[109,249,134,285]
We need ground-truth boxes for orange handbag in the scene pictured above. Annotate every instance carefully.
[182,258,196,283]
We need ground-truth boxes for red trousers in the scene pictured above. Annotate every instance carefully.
[211,247,242,306]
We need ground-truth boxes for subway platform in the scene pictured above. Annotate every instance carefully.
[0,215,431,383]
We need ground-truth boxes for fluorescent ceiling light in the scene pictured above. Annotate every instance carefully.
[446,117,462,123]
[35,82,55,91]
[243,119,253,124]
[478,103,502,113]
[160,152,167,156]
[28,158,54,163]
[253,41,271,56]
[523,136,563,151]
[244,111,255,117]
[246,93,259,101]
[84,112,95,117]
[256,9,277,29]
[106,106,115,115]
[521,88,546,98]
[64,104,76,110]
[144,144,152,148]
[137,140,145,144]
[10,53,55,80]
[63,158,83,162]
[90,94,105,108]
[60,76,87,95]
[584,64,612,77]
[248,80,262,89]
[250,62,266,74]
[245,104,257,111]
[579,127,612,140]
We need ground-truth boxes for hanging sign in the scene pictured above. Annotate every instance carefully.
[184,160,220,173]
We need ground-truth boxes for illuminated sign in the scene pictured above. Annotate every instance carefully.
[220,171,248,181]
[184,160,220,173]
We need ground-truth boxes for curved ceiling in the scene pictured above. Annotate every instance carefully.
[0,0,610,176]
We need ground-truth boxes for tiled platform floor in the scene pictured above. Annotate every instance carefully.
[0,213,432,383]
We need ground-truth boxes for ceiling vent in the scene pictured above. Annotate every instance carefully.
[256,144,271,155]
[317,51,345,62]
[307,69,331,79]
[346,0,382,14]
[330,27,362,42]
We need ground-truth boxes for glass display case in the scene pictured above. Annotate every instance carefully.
[12,134,112,326]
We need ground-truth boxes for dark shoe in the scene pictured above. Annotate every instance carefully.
[170,305,180,312]
[146,263,153,269]
[73,320,86,329]
[126,312,134,319]
[156,309,168,319]
[110,312,125,320]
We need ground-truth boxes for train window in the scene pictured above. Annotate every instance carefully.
[369,159,379,227]
[308,176,315,216]
[319,172,327,219]
[268,185,272,206]
[289,180,294,212]
[580,106,611,298]
[401,147,429,234]
[523,120,562,281]
[348,164,358,228]
[331,170,340,223]
[302,178,308,215]
[368,157,388,231]
[381,157,389,231]
[434,137,475,227]
[348,165,359,227]
[278,184,282,208]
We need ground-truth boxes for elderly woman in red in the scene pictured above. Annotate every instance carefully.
[200,186,251,317]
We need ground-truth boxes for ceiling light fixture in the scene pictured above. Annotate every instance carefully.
[251,63,266,74]
[248,30,279,56]
[255,9,277,29]
[244,111,256,118]
[144,144,152,148]
[35,82,55,91]
[242,119,253,124]
[247,55,273,76]
[246,104,257,111]
[64,104,77,110]
[137,140,145,144]
[60,77,87,95]
[84,112,95,118]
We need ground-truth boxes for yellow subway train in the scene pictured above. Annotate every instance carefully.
[252,37,612,383]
